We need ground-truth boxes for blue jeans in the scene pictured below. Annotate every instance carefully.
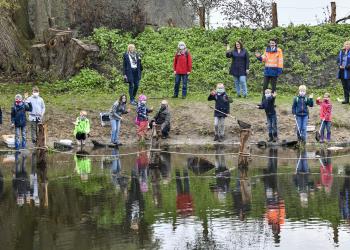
[267,114,277,137]
[320,120,331,142]
[129,68,140,102]
[234,76,247,97]
[296,116,308,141]
[15,126,26,149]
[110,119,121,144]
[174,74,188,97]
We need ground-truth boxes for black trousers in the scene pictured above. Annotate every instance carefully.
[341,78,350,102]
[262,76,277,101]
[76,132,86,141]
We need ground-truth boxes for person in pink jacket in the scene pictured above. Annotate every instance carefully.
[316,93,332,143]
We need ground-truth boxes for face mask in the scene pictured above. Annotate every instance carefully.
[265,93,271,98]
[217,88,225,94]
[299,91,306,96]
[33,92,39,97]
[15,100,22,105]
[80,116,86,120]
[179,45,185,50]
[141,100,147,104]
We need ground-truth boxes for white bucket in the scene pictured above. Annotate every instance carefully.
[59,139,73,146]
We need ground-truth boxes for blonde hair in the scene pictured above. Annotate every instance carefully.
[217,83,225,88]
[265,89,272,94]
[299,85,307,91]
[324,92,330,98]
[343,41,350,49]
[127,44,136,52]
[80,110,87,116]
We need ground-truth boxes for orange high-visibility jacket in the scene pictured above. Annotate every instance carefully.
[261,47,284,76]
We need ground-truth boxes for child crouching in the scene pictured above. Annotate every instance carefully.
[257,89,278,142]
[316,93,332,143]
[74,111,90,145]
[208,83,232,142]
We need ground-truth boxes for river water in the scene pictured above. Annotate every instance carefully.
[0,145,349,250]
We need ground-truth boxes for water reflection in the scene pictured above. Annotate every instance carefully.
[340,166,350,223]
[263,148,285,243]
[233,162,251,221]
[111,148,128,196]
[75,150,91,181]
[176,169,194,216]
[13,152,29,206]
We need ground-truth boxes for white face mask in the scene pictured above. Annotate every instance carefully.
[141,100,147,104]
[216,88,225,94]
[299,91,306,97]
[179,45,185,50]
[33,92,39,97]
[265,93,271,98]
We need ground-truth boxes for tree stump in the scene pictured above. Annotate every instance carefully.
[238,129,251,167]
[37,123,47,148]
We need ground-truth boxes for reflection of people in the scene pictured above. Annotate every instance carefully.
[149,167,162,207]
[294,150,313,208]
[210,145,231,202]
[126,170,145,231]
[339,166,350,222]
[318,150,333,194]
[232,167,251,220]
[74,151,91,181]
[29,151,40,206]
[73,111,90,146]
[160,146,171,184]
[263,148,285,243]
[176,169,194,216]
[111,149,128,196]
[13,152,30,206]
[136,148,149,193]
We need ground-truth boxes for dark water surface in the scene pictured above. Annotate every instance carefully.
[0,145,350,250]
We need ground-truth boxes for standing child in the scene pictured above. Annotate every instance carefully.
[26,86,45,145]
[316,93,332,143]
[136,94,152,141]
[74,111,90,145]
[292,85,314,143]
[110,94,130,146]
[257,89,278,142]
[11,94,33,150]
[208,83,232,142]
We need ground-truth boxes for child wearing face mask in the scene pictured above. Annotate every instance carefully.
[26,86,46,145]
[11,94,33,150]
[292,85,314,143]
[173,41,192,99]
[316,93,332,143]
[74,111,90,145]
[257,89,278,142]
[136,94,153,142]
[208,83,232,142]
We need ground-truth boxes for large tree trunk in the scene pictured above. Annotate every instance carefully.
[30,28,99,80]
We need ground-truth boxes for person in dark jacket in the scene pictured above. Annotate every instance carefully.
[337,41,350,104]
[226,41,250,98]
[123,44,143,105]
[208,83,232,142]
[109,94,130,145]
[150,100,171,139]
[11,94,32,150]
[257,89,278,142]
[173,41,192,99]
[292,85,314,143]
[255,39,284,101]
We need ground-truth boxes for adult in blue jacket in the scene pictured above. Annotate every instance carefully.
[123,44,143,105]
[337,41,350,104]
[226,41,249,98]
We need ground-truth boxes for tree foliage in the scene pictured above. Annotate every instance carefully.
[220,0,272,28]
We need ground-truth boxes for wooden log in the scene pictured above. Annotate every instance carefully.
[37,123,47,148]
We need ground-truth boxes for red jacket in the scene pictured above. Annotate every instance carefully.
[173,50,192,74]
[316,98,332,121]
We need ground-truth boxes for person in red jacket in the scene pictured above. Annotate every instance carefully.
[316,93,332,143]
[173,41,192,99]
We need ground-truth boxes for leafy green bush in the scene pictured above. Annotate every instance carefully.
[62,24,350,95]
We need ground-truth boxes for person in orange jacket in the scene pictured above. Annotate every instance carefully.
[255,39,283,101]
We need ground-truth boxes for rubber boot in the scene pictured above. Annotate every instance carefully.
[214,135,218,141]
[268,133,273,142]
[327,132,331,143]
[273,133,278,142]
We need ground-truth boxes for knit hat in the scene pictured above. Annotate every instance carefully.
[138,94,147,102]
[15,94,23,101]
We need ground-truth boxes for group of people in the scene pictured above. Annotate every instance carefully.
[2,39,350,149]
